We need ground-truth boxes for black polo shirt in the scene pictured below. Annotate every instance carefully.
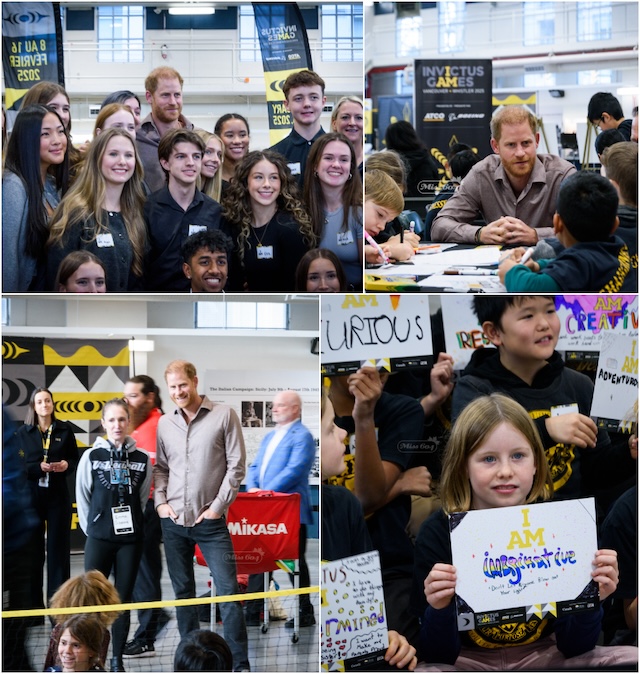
[270,127,325,186]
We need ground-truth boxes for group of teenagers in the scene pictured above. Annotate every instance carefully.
[2,66,365,294]
[321,294,638,671]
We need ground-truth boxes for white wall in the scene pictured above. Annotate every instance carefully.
[365,1,638,156]
[61,3,364,147]
[3,295,320,403]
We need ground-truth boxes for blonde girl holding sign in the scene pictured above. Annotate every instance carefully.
[412,394,637,669]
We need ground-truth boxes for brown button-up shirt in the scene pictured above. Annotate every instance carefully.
[153,396,246,527]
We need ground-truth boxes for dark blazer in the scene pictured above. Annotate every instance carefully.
[18,419,79,499]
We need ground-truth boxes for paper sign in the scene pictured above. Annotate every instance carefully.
[441,295,494,370]
[450,498,599,631]
[321,551,389,670]
[556,295,638,355]
[591,333,638,432]
[321,295,433,375]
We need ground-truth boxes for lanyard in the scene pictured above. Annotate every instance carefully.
[41,425,53,462]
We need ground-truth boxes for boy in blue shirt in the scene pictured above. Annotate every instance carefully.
[499,171,636,292]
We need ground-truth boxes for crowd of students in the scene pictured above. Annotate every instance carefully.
[2,68,363,294]
[323,295,638,670]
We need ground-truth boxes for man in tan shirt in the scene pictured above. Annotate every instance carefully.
[154,360,249,671]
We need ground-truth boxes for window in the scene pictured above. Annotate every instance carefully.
[439,1,465,54]
[239,5,263,62]
[396,15,423,58]
[523,2,555,46]
[2,298,8,326]
[97,6,143,63]
[196,302,289,329]
[524,71,556,88]
[577,1,612,41]
[578,69,614,86]
[321,4,363,62]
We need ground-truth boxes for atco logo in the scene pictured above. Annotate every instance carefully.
[288,53,301,60]
[423,113,445,122]
[448,113,485,122]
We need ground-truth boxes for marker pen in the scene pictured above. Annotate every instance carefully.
[364,231,390,265]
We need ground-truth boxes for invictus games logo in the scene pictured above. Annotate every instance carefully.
[4,10,49,26]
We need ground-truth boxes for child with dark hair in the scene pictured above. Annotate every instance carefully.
[174,629,233,672]
[499,171,635,292]
[588,92,632,140]
[181,229,233,293]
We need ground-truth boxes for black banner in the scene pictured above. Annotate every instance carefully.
[2,2,64,127]
[252,3,312,145]
[414,60,493,196]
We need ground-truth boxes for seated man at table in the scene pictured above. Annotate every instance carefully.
[431,106,575,245]
[498,171,635,292]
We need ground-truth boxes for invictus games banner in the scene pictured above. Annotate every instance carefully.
[414,60,492,198]
[2,2,64,127]
[253,3,312,145]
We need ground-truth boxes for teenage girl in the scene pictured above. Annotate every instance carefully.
[46,128,147,292]
[55,251,107,293]
[195,129,224,202]
[221,149,315,291]
[214,113,250,186]
[2,104,69,291]
[303,132,363,290]
[295,248,347,292]
[412,393,637,669]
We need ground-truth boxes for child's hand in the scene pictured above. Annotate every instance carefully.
[592,549,619,602]
[387,232,421,248]
[386,241,415,261]
[497,256,517,284]
[424,563,457,610]
[348,367,383,422]
[385,630,417,671]
[396,466,432,497]
[364,243,391,265]
[545,413,598,448]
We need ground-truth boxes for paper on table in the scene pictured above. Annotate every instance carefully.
[419,273,506,292]
[428,246,501,267]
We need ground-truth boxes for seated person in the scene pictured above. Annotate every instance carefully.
[499,171,636,292]
[588,92,633,141]
[431,106,575,244]
[601,141,638,265]
[181,229,233,293]
[321,386,417,671]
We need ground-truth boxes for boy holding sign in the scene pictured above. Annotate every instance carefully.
[411,394,637,668]
[452,296,631,510]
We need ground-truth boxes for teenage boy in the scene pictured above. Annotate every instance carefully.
[452,296,629,505]
[587,92,633,141]
[181,230,233,293]
[270,69,326,184]
[143,129,222,291]
[498,171,636,292]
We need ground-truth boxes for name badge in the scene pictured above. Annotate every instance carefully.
[188,225,207,236]
[256,245,274,260]
[96,233,115,248]
[550,403,579,417]
[288,162,301,176]
[337,230,354,246]
[112,506,134,535]
[38,474,50,488]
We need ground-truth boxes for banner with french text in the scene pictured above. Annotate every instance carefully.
[414,59,492,199]
[2,2,64,128]
[253,2,312,145]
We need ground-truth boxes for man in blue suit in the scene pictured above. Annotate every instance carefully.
[245,391,316,628]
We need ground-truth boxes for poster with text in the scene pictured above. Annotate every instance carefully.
[321,550,389,671]
[321,294,433,375]
[555,295,637,357]
[591,332,638,432]
[441,295,494,370]
[203,369,319,481]
[450,498,599,631]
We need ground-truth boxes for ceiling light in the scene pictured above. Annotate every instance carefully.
[168,6,215,15]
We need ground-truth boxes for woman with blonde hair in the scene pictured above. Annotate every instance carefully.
[331,96,365,172]
[195,129,224,202]
[222,149,315,291]
[46,128,147,291]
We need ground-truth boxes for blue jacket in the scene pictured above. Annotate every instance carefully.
[246,420,315,525]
